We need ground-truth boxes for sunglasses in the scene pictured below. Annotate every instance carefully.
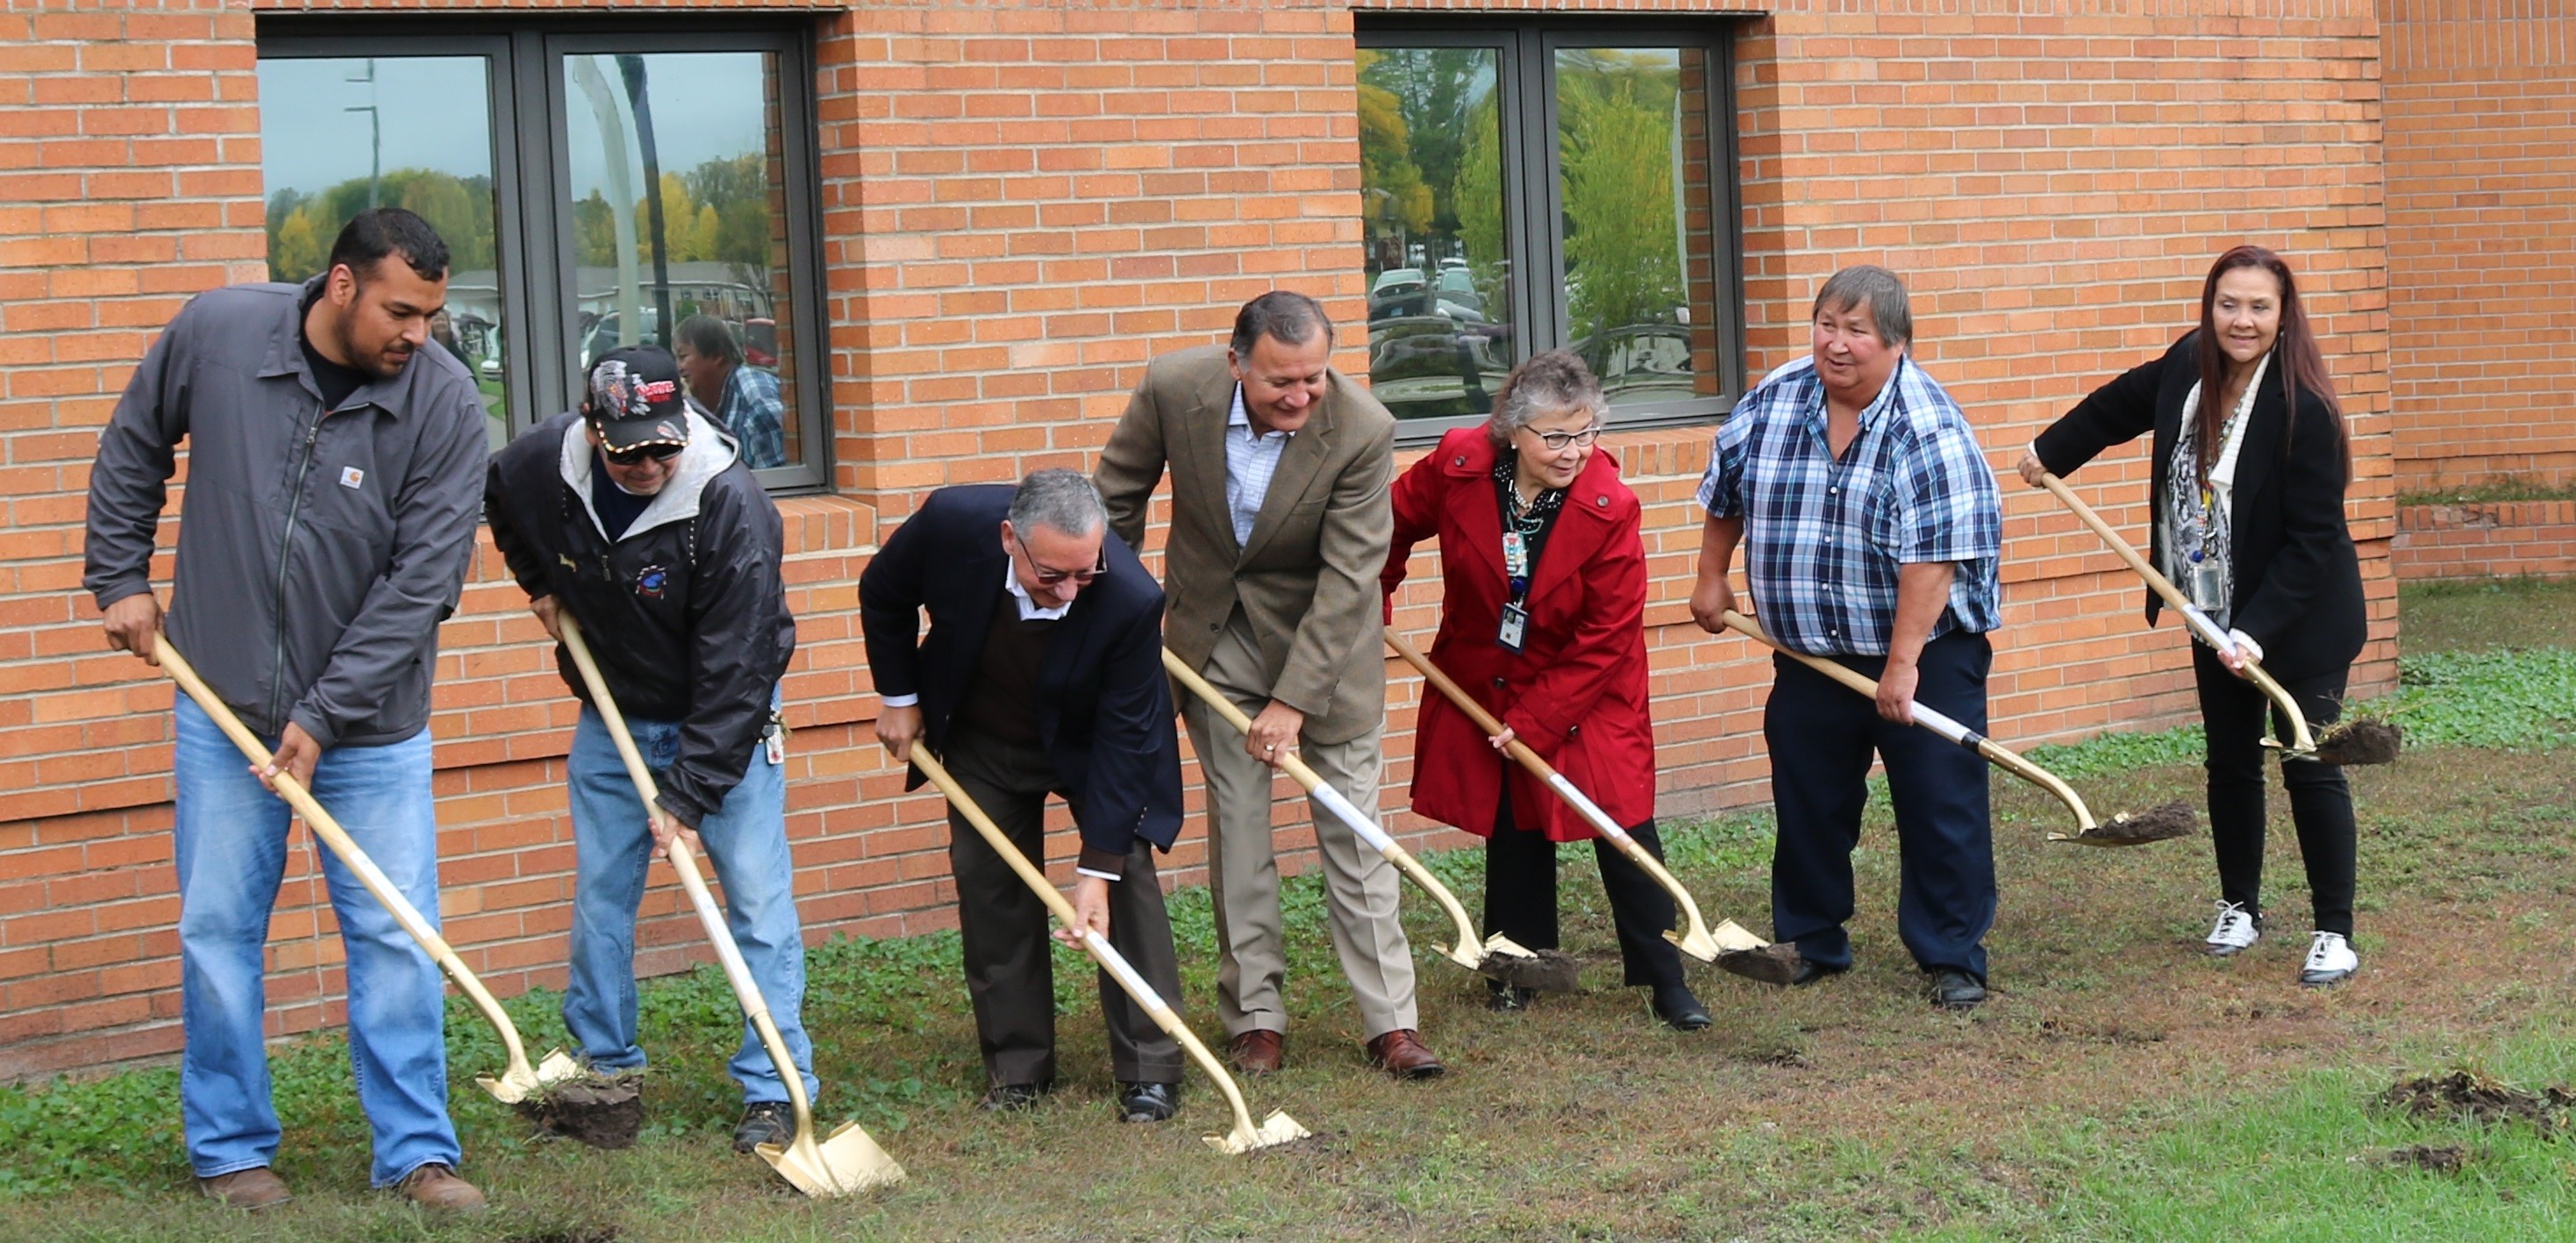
[602,440,684,467]
[1014,533,1106,587]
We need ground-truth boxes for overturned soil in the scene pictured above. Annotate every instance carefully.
[2379,1070,2576,1134]
[2315,718,2403,767]
[516,1071,646,1150]
[1716,941,1803,986]
[1481,947,1582,993]
[2372,1143,2473,1175]
[2071,801,2200,845]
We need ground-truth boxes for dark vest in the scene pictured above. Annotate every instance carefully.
[948,582,1053,750]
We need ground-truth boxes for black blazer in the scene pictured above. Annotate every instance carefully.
[858,484,1184,863]
[2034,330,2365,682]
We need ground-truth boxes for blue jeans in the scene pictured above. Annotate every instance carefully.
[172,697,460,1187]
[562,702,817,1104]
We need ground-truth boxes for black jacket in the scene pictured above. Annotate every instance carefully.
[2034,331,2365,682]
[84,279,488,747]
[859,484,1183,874]
[486,409,796,826]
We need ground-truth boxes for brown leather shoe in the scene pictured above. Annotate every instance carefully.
[1226,1028,1284,1075]
[198,1167,291,1210]
[394,1162,487,1212]
[1365,1028,1446,1080]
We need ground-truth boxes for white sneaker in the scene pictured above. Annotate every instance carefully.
[2300,931,2358,986]
[2206,901,2260,957]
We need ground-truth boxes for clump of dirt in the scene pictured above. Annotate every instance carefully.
[2371,1144,2472,1174]
[504,1231,621,1243]
[517,1070,646,1150]
[2379,1070,2576,1134]
[2071,801,2199,846]
[1481,947,1582,993]
[2315,718,2402,766]
[1716,943,1804,987]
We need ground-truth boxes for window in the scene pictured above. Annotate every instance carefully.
[256,21,830,489]
[1355,21,1743,433]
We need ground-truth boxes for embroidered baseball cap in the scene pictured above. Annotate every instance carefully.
[583,346,692,454]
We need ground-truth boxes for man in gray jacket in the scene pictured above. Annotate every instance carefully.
[84,209,489,1211]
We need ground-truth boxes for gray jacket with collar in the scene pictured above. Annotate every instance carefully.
[84,278,489,749]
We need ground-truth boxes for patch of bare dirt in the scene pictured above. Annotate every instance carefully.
[2380,1070,2576,1134]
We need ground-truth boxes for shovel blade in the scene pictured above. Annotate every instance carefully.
[1665,925,1722,963]
[1202,1110,1311,1155]
[1708,919,1769,953]
[473,1047,585,1104]
[757,1121,906,1197]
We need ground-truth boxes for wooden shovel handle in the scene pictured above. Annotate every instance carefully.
[2034,472,2315,753]
[153,632,539,1074]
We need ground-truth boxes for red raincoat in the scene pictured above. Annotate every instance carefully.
[1382,426,1657,843]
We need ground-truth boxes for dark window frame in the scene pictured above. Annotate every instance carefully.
[257,15,835,494]
[1356,17,1747,441]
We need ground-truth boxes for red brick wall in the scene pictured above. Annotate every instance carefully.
[2394,501,2576,582]
[2381,1,2576,495]
[0,0,2398,1080]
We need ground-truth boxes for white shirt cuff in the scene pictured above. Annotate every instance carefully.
[1074,867,1121,882]
[880,693,919,708]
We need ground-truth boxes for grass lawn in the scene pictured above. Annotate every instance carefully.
[5,582,2576,1240]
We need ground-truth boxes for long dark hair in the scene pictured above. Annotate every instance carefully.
[2192,245,2344,485]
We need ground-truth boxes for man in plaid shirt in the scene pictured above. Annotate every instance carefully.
[1688,265,2004,1011]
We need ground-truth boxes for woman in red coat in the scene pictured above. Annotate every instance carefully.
[1383,351,1706,1031]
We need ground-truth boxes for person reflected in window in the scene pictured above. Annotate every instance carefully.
[674,313,785,468]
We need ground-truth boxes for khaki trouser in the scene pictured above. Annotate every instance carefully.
[1181,611,1418,1040]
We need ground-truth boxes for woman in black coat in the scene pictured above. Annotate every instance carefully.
[2017,245,2366,987]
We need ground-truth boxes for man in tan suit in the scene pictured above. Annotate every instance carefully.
[1097,291,1444,1079]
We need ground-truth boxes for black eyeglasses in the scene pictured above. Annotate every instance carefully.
[602,441,684,467]
[1528,424,1604,452]
[1014,533,1106,587]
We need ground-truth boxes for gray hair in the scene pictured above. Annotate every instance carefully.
[1812,265,1912,348]
[1008,468,1108,539]
[1229,290,1334,359]
[1485,350,1608,448]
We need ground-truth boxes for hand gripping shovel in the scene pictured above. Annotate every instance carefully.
[2034,472,2397,766]
[899,747,1311,1154]
[556,617,904,1197]
[1381,628,1795,984]
[1160,648,1575,992]
[1716,611,2198,846]
[153,634,583,1105]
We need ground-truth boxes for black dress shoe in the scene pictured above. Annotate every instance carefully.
[1927,968,1987,1011]
[1487,982,1538,1012]
[1650,984,1711,1032]
[1116,1081,1180,1123]
[1791,959,1849,988]
[980,1080,1053,1112]
[732,1100,793,1153]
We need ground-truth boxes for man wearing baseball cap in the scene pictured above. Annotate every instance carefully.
[484,345,816,1154]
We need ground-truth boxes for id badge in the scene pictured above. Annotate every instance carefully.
[763,721,788,766]
[1496,601,1530,653]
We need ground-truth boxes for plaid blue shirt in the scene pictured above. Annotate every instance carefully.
[1696,354,2002,657]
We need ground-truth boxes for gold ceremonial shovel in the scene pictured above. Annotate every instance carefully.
[902,747,1310,1154]
[559,617,904,1197]
[1161,648,1574,991]
[153,633,584,1104]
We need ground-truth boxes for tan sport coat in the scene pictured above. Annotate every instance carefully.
[1097,344,1396,747]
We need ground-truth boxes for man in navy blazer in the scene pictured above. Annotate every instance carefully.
[859,469,1189,1122]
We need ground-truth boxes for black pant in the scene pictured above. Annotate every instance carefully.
[942,725,1184,1087]
[1481,775,1687,990]
[1765,630,1996,982]
[2194,645,2358,937]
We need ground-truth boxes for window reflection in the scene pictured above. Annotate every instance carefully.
[258,55,509,447]
[1357,46,1513,420]
[563,52,795,468]
[1556,47,1723,408]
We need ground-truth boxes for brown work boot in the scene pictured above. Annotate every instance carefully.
[1365,1028,1446,1081]
[394,1162,486,1212]
[198,1166,291,1210]
[1226,1028,1284,1076]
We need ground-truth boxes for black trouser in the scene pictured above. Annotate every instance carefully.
[1765,630,1996,982]
[2194,644,2357,938]
[941,725,1184,1087]
[1481,772,1687,990]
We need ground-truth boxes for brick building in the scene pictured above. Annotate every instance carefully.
[3,0,2537,1080]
